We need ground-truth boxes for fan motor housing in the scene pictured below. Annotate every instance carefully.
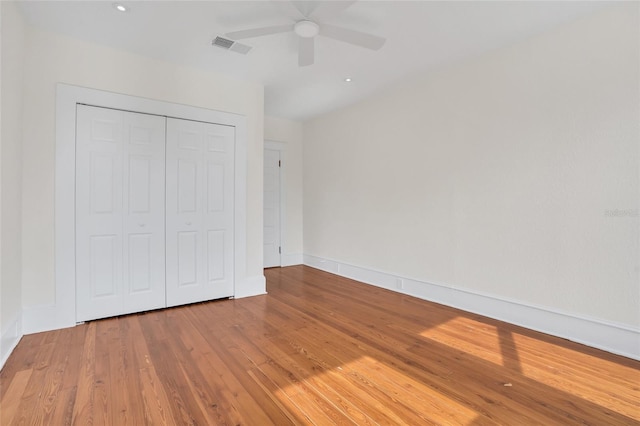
[294,20,320,38]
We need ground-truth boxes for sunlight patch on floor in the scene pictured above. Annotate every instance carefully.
[418,317,506,367]
[416,318,640,420]
[266,355,481,425]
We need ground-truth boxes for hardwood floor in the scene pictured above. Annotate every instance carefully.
[1,265,639,425]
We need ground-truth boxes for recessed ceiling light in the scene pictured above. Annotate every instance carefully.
[113,3,128,12]
[344,78,352,82]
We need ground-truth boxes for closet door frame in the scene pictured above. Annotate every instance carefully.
[54,83,248,327]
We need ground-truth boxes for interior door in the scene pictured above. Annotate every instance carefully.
[263,148,281,268]
[76,105,166,322]
[166,118,235,307]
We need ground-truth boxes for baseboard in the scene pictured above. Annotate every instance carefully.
[1,312,23,369]
[303,254,640,361]
[235,274,267,298]
[281,252,303,267]
[21,275,268,336]
[22,304,76,335]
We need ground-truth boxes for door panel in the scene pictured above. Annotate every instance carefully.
[90,153,117,213]
[207,162,225,212]
[264,148,281,268]
[207,230,226,281]
[90,235,118,297]
[177,231,199,286]
[76,106,124,321]
[178,159,198,213]
[128,156,151,213]
[166,118,235,306]
[76,105,166,321]
[122,111,166,314]
[128,233,152,292]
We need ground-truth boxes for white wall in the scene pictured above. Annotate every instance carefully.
[303,5,639,354]
[264,116,304,265]
[20,26,265,316]
[1,0,25,365]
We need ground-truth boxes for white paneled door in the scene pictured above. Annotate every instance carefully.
[264,148,281,268]
[166,118,235,307]
[76,105,166,322]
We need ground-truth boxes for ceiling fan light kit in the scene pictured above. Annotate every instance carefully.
[294,20,320,38]
[224,0,385,67]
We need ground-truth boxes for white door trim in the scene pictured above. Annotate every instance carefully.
[264,140,286,267]
[52,83,247,330]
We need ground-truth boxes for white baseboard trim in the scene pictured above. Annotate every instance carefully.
[235,274,267,298]
[22,304,76,335]
[21,274,268,336]
[1,312,23,369]
[303,254,640,361]
[281,252,303,267]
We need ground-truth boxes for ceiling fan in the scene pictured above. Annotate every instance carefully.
[225,0,386,67]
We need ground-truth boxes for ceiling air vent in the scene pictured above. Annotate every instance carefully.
[212,36,252,55]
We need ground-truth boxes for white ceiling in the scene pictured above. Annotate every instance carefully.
[18,1,607,121]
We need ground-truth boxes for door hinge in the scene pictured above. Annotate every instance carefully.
[279,246,281,254]
[278,160,281,167]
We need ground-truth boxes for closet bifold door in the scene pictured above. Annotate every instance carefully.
[165,118,235,307]
[75,105,167,322]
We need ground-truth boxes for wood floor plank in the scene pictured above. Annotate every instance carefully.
[164,308,250,426]
[278,271,639,424]
[137,311,211,425]
[94,318,116,426]
[184,301,306,425]
[71,322,97,425]
[1,265,638,425]
[52,324,87,425]
[127,315,175,426]
[252,358,356,425]
[7,340,57,425]
[0,333,42,400]
[172,307,279,426]
[138,362,176,426]
[263,308,493,425]
[110,317,147,425]
[0,368,33,425]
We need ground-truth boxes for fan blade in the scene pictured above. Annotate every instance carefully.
[319,24,386,50]
[308,1,356,21]
[298,37,314,67]
[292,1,320,18]
[226,25,292,40]
[270,0,306,20]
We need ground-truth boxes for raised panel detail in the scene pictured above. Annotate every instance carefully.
[90,153,115,214]
[178,231,198,286]
[130,126,151,145]
[207,162,224,212]
[129,156,151,214]
[178,131,200,150]
[77,105,167,322]
[166,117,234,306]
[206,134,226,152]
[129,234,151,293]
[90,235,117,297]
[91,119,118,142]
[207,230,225,281]
[178,159,197,213]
